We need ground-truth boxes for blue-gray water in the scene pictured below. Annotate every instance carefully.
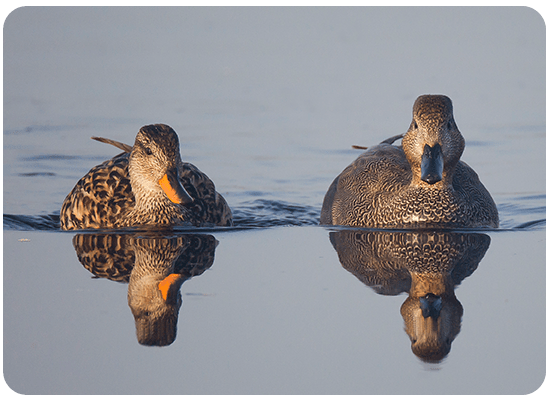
[3,7,546,395]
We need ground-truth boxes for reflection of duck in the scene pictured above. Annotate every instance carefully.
[329,229,491,363]
[73,233,218,346]
[60,124,232,230]
[320,95,499,228]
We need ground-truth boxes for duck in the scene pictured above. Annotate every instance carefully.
[320,95,499,228]
[60,124,232,230]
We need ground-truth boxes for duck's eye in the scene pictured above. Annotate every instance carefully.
[144,147,153,155]
[413,121,418,130]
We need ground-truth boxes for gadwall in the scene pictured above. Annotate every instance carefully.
[320,95,499,228]
[60,124,232,230]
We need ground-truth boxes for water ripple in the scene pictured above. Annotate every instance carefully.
[3,199,321,231]
[3,213,61,231]
[232,199,321,227]
[3,197,544,232]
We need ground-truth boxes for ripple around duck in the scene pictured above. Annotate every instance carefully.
[231,199,321,228]
[3,199,322,231]
[3,195,545,232]
[3,213,61,231]
[495,194,546,230]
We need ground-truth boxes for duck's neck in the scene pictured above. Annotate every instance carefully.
[128,175,185,224]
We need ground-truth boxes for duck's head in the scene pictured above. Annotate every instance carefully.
[129,124,193,205]
[402,95,465,187]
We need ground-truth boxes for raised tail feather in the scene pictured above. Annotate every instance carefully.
[91,136,133,153]
[352,133,404,150]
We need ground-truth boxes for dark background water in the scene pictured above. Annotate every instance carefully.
[3,6,546,395]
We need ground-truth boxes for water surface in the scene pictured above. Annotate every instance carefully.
[3,7,546,395]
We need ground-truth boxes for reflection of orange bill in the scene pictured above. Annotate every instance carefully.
[159,174,183,204]
[158,273,182,301]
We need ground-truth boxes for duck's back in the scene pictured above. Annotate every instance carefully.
[320,144,498,228]
[178,162,233,226]
[60,153,134,230]
[320,143,410,226]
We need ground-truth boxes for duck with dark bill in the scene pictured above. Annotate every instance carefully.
[320,95,499,229]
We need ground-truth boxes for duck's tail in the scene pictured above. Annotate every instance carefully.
[91,136,133,153]
[380,133,404,145]
[352,133,404,150]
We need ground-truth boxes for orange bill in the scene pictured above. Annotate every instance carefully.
[158,171,193,205]
[158,273,183,301]
[159,174,182,203]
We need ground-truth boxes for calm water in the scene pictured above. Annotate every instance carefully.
[3,7,546,395]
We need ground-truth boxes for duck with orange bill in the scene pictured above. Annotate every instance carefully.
[60,124,232,230]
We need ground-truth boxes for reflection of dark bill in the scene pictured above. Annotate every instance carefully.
[73,233,218,347]
[329,230,490,363]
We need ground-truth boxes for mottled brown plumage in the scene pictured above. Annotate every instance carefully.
[60,124,232,230]
[320,95,499,228]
